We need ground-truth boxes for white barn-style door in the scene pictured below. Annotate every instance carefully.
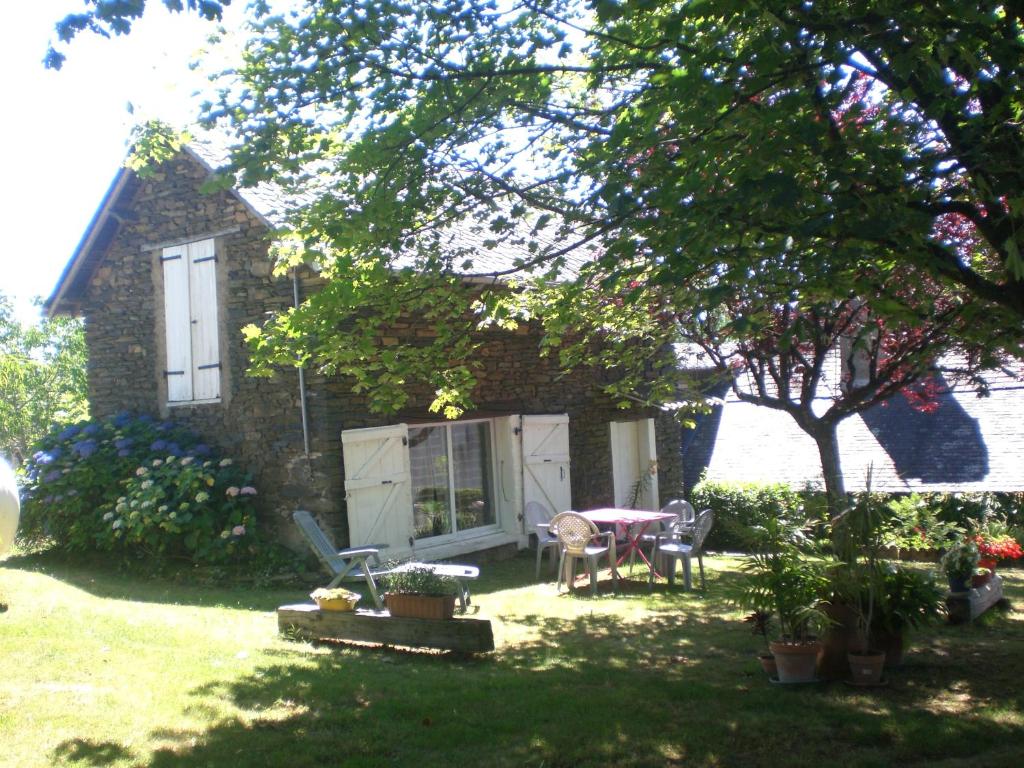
[341,424,414,552]
[521,414,572,519]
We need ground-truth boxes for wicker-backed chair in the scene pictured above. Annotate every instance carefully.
[551,511,619,597]
[649,509,714,590]
[524,501,561,581]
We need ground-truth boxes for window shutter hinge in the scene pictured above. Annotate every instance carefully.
[197,362,222,371]
[160,254,182,262]
[192,255,217,264]
[164,370,185,377]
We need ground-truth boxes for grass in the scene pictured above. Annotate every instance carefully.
[1,552,1022,768]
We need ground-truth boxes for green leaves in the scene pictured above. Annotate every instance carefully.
[0,294,87,467]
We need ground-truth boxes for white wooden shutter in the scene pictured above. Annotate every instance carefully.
[341,424,414,552]
[492,415,525,537]
[161,244,192,402]
[521,414,572,517]
[610,418,659,510]
[188,238,220,400]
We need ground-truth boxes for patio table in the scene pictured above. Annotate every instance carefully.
[580,508,676,579]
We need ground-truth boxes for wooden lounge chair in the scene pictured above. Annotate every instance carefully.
[292,510,480,611]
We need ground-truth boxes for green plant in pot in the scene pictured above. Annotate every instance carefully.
[870,565,945,668]
[941,540,979,594]
[831,482,888,685]
[383,565,459,620]
[736,515,830,683]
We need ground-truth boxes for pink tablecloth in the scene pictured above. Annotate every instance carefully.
[580,508,675,526]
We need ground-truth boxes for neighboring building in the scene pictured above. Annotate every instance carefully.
[683,366,1024,495]
[46,147,682,559]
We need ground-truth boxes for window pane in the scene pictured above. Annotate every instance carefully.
[451,422,495,531]
[409,426,452,539]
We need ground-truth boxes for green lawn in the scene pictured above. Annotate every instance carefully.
[1,553,1022,768]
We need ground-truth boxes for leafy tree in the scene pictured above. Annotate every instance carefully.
[52,1,1024,512]
[0,295,88,466]
[45,0,233,70]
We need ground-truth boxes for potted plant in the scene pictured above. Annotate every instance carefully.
[309,587,360,612]
[383,565,458,620]
[970,516,1023,578]
[941,540,979,593]
[831,485,887,685]
[870,565,945,668]
[743,610,777,677]
[736,516,830,683]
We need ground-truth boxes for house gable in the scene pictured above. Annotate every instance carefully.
[48,148,685,553]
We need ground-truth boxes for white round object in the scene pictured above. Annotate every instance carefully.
[0,458,20,558]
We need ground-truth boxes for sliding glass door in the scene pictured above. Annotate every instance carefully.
[409,420,496,541]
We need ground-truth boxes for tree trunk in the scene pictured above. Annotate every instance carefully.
[812,422,846,519]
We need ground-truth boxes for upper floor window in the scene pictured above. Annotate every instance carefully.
[160,238,220,404]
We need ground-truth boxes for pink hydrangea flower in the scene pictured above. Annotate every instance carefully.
[240,486,257,496]
[232,525,246,537]
[226,486,240,497]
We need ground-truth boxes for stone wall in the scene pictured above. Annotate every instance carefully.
[79,150,683,551]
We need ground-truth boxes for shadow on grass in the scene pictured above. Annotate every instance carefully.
[2,550,314,611]
[45,569,1024,768]
[52,740,133,766]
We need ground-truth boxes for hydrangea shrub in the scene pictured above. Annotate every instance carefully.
[19,413,259,564]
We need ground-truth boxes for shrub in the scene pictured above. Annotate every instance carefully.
[18,413,204,550]
[879,493,963,553]
[107,456,257,563]
[18,413,260,565]
[922,492,1024,533]
[691,479,818,551]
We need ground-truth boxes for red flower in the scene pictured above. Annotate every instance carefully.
[973,534,1024,561]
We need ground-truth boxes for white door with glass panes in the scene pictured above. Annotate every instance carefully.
[521,414,572,519]
[341,414,569,554]
[341,425,414,548]
[407,420,497,542]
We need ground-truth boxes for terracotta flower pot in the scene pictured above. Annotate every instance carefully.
[972,570,992,589]
[847,650,886,685]
[769,640,821,683]
[758,653,778,678]
[384,593,456,620]
[978,558,997,577]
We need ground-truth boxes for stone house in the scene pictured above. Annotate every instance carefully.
[45,147,683,559]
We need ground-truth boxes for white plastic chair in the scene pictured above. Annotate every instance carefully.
[633,499,695,567]
[524,501,560,581]
[649,509,714,590]
[551,511,619,597]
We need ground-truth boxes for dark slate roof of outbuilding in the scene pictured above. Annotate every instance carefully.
[682,364,1024,494]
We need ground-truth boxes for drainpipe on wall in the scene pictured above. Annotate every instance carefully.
[293,268,311,459]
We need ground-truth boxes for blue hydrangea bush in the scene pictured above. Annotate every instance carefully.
[19,413,259,564]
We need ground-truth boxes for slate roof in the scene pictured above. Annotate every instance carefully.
[682,364,1024,494]
[47,140,591,315]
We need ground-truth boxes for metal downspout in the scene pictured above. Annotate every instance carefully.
[293,269,311,458]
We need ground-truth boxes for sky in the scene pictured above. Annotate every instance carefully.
[0,2,249,324]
